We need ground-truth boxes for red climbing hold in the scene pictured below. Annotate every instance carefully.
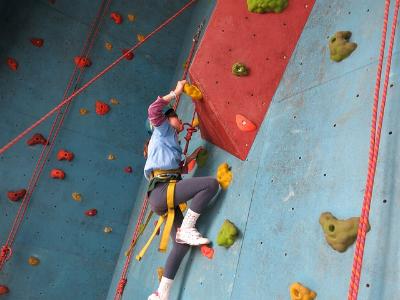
[235,114,257,132]
[7,189,27,202]
[7,57,18,71]
[0,285,9,295]
[57,149,74,161]
[74,56,91,68]
[50,169,65,180]
[27,133,48,146]
[85,208,98,217]
[187,159,196,172]
[110,12,122,24]
[124,166,133,173]
[30,38,44,48]
[200,245,214,259]
[122,49,134,61]
[95,100,110,115]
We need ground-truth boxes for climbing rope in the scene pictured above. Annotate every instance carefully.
[0,0,112,271]
[348,0,399,298]
[113,20,204,300]
[0,0,198,156]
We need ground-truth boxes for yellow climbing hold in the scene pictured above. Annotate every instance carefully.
[105,42,113,51]
[192,117,200,127]
[137,34,145,42]
[127,14,136,22]
[28,256,40,266]
[110,98,119,105]
[290,282,317,300]
[157,267,164,282]
[71,192,82,202]
[79,108,89,115]
[183,83,203,101]
[216,163,233,190]
[108,153,116,160]
[104,226,113,233]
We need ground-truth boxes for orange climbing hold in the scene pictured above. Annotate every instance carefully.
[27,133,48,146]
[200,245,214,259]
[0,285,9,295]
[7,57,18,71]
[28,256,40,266]
[105,42,113,51]
[30,38,44,47]
[79,108,89,115]
[137,34,145,42]
[50,169,65,180]
[7,189,27,202]
[122,49,134,61]
[57,149,74,161]
[235,114,257,132]
[110,12,122,24]
[74,56,91,68]
[187,159,196,172]
[289,282,317,300]
[127,14,136,22]
[96,101,110,115]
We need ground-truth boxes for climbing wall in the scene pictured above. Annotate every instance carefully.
[1,0,400,300]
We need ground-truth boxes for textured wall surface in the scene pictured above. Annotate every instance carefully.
[1,1,400,300]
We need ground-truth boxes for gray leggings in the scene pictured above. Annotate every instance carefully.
[149,176,219,279]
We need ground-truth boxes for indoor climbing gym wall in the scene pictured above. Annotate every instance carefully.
[1,0,400,300]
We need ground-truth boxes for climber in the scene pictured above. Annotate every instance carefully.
[144,80,219,300]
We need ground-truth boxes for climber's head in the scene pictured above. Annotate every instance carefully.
[165,108,183,133]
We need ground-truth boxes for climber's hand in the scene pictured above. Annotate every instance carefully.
[186,146,204,163]
[174,80,187,96]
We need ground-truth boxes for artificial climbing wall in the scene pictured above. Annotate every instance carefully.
[1,1,400,300]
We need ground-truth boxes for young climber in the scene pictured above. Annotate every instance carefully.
[145,80,220,300]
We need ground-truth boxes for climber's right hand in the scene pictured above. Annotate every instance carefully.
[174,80,187,96]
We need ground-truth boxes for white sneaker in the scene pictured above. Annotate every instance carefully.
[148,292,161,300]
[176,227,210,246]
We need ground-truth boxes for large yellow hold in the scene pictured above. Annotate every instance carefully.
[290,282,317,300]
[216,163,233,190]
[183,83,203,101]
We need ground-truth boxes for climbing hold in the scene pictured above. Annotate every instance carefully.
[108,153,116,160]
[124,166,133,173]
[71,192,82,202]
[79,108,89,115]
[110,12,122,24]
[319,212,370,252]
[74,56,91,68]
[7,189,27,202]
[110,98,119,105]
[27,133,48,146]
[137,34,145,42]
[289,282,317,300]
[122,49,134,61]
[217,220,239,248]
[196,149,208,168]
[192,117,199,128]
[183,83,203,101]
[30,38,44,48]
[7,57,18,71]
[329,31,357,62]
[157,267,164,282]
[105,42,113,51]
[127,14,136,22]
[187,160,196,173]
[216,163,233,190]
[95,100,110,115]
[50,169,65,180]
[232,63,249,76]
[236,114,257,132]
[247,0,288,13]
[0,285,9,295]
[200,245,214,259]
[28,256,40,266]
[104,226,113,233]
[57,149,74,161]
[85,208,97,217]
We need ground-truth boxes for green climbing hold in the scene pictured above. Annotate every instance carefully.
[217,220,239,248]
[196,149,209,168]
[329,31,357,62]
[319,212,370,253]
[247,0,288,13]
[232,63,249,76]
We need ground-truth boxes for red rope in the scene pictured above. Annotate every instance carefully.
[0,0,111,270]
[348,0,399,298]
[0,0,198,156]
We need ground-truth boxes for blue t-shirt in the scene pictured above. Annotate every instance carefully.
[144,120,182,180]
